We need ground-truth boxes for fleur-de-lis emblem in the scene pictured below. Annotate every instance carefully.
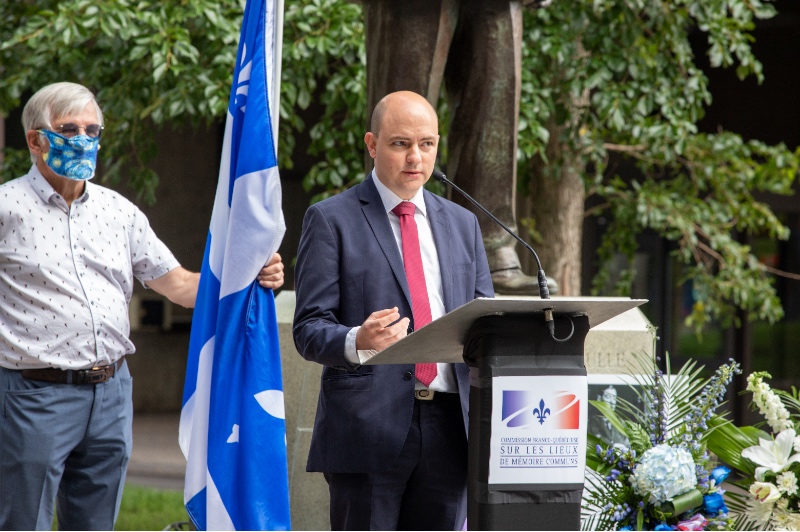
[532,399,550,425]
[234,44,252,113]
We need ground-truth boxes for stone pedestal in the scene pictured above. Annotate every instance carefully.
[275,291,331,531]
[583,303,655,374]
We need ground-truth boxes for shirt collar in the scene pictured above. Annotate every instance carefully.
[371,169,427,217]
[26,164,91,206]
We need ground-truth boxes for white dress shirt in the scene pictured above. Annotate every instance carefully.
[0,166,180,370]
[345,170,457,393]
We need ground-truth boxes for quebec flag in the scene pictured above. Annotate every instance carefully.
[179,0,290,529]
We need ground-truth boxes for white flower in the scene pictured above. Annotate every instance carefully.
[629,444,696,504]
[762,399,793,432]
[783,512,800,531]
[742,429,800,481]
[772,508,791,530]
[747,373,764,393]
[748,373,794,433]
[750,481,782,504]
[771,507,800,531]
[777,471,799,496]
[794,435,800,454]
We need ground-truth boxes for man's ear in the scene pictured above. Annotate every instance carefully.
[25,130,46,157]
[364,132,377,158]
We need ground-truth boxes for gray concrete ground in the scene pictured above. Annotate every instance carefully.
[128,413,185,492]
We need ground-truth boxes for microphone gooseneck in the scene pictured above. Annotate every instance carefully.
[432,170,550,299]
[432,170,574,342]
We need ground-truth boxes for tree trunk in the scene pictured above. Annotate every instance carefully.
[0,114,5,165]
[517,118,585,296]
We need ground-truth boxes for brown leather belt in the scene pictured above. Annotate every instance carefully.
[21,357,125,385]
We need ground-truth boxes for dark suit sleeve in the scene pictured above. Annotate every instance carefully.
[473,214,494,299]
[293,204,355,368]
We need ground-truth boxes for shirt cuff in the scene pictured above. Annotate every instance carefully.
[345,327,360,365]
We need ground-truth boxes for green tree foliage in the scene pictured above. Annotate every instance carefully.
[515,0,799,331]
[1,0,244,201]
[280,0,365,199]
[1,0,797,331]
[0,0,365,203]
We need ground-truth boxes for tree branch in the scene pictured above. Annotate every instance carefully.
[763,265,800,281]
[603,142,647,153]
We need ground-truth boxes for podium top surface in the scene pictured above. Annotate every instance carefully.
[363,296,647,365]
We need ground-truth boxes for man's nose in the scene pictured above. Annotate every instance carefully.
[406,145,421,163]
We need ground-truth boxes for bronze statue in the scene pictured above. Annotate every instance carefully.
[360,0,553,295]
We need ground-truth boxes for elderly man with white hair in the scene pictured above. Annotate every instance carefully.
[0,82,285,530]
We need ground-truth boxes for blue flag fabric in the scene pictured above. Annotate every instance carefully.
[179,0,289,529]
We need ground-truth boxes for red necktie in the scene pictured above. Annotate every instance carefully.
[391,201,438,386]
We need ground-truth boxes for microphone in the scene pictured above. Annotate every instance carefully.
[432,170,573,342]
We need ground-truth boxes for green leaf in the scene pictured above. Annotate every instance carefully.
[590,399,630,440]
[706,416,767,476]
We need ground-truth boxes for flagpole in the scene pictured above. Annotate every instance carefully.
[271,0,284,149]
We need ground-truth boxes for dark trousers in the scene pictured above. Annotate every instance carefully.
[325,393,468,531]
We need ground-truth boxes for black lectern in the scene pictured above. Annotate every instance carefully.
[365,297,646,531]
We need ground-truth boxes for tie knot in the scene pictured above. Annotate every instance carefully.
[392,201,416,217]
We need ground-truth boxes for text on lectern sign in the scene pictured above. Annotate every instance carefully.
[489,375,588,484]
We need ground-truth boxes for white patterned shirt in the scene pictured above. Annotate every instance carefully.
[0,166,180,370]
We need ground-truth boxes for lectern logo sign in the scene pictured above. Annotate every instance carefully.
[491,376,588,485]
[501,391,581,429]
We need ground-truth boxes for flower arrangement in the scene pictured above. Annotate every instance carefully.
[706,372,800,530]
[582,354,741,531]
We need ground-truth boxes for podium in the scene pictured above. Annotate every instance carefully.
[365,297,646,531]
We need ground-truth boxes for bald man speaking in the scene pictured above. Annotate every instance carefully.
[293,91,494,530]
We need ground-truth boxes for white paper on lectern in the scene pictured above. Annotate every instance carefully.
[489,375,588,485]
[357,349,379,365]
[364,297,648,365]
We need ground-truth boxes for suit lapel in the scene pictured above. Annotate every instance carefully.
[358,177,412,307]
[425,192,456,313]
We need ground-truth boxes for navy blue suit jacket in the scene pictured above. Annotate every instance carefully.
[293,175,494,474]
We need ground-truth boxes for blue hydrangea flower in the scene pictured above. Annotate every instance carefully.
[629,444,696,504]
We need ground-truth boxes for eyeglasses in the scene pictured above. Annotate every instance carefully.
[51,123,104,139]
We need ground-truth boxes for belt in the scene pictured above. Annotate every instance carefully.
[20,357,125,385]
[415,389,435,401]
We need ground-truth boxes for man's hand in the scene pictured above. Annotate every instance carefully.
[355,307,410,352]
[257,252,285,290]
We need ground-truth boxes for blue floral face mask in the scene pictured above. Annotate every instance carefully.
[39,129,99,181]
